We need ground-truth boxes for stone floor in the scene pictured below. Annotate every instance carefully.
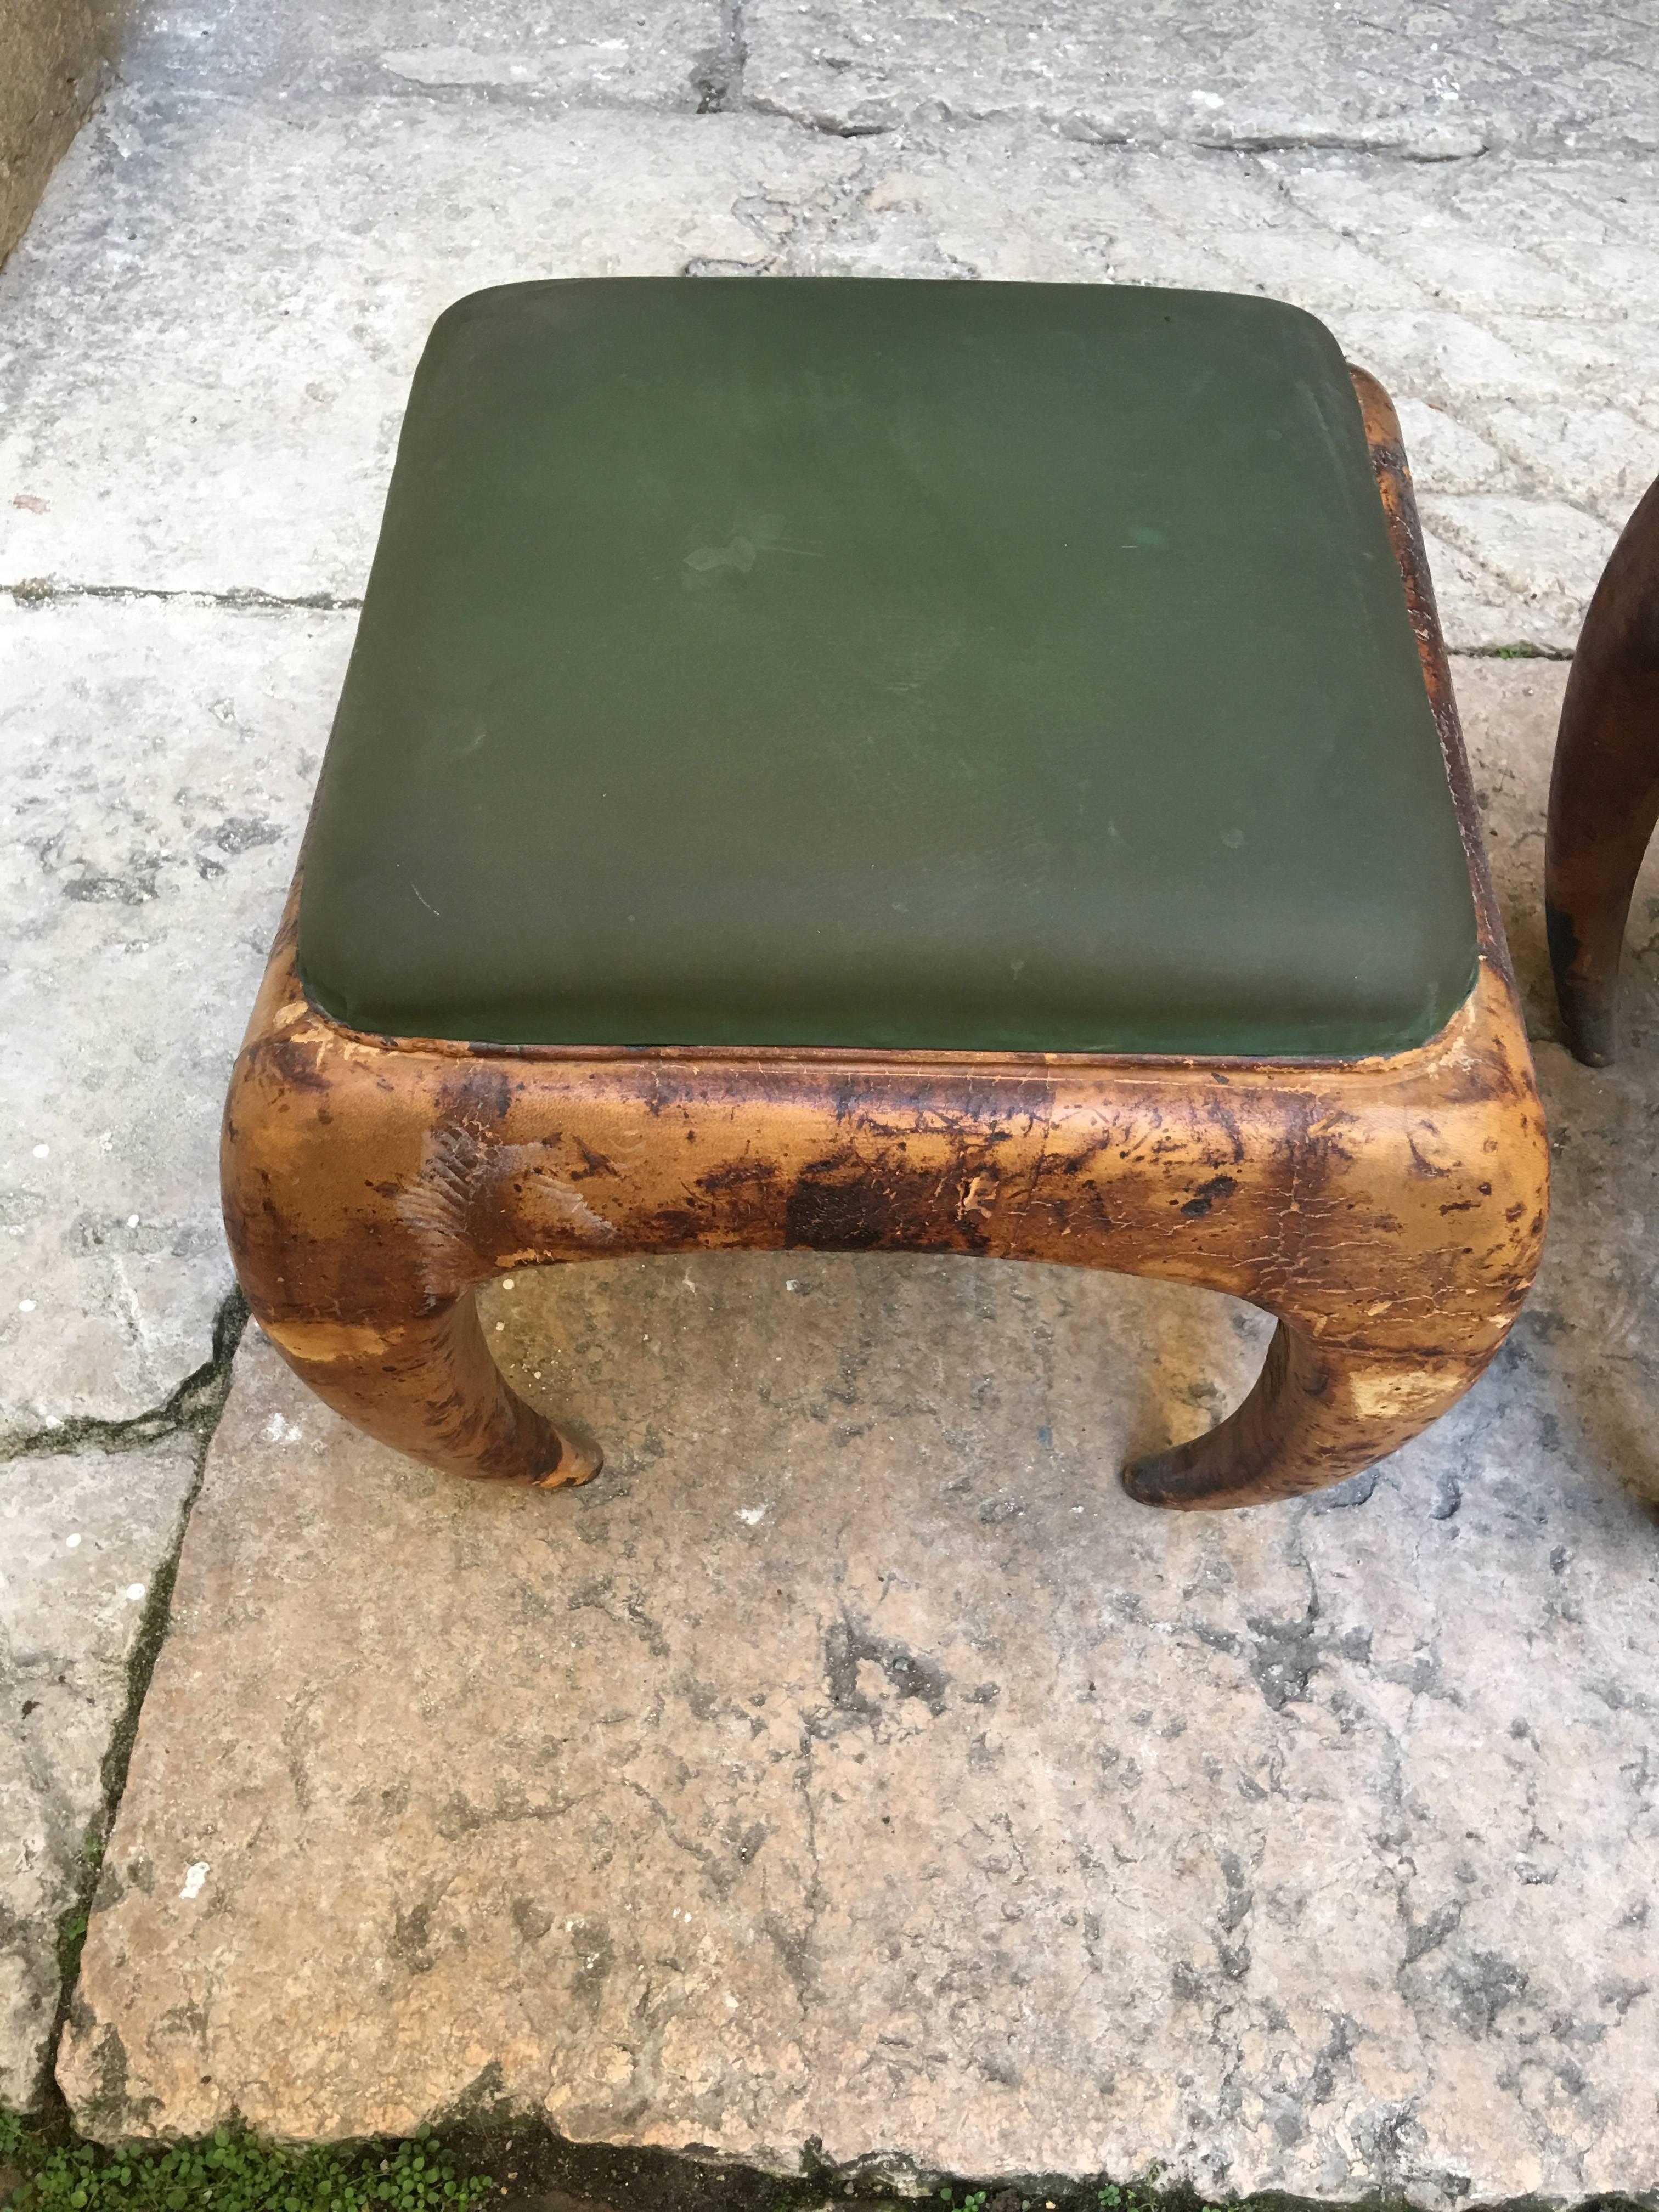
[50,666,1659,2203]
[3,0,1659,2196]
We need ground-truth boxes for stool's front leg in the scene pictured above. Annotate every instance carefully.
[1035,961,1548,1514]
[1121,1323,1484,1510]
[255,1290,600,1488]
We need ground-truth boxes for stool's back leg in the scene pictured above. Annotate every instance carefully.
[1121,1322,1488,1510]
[1546,472,1659,1065]
[255,1288,602,1489]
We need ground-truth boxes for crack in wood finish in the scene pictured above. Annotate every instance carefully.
[1545,469,1659,1066]
[221,368,1548,1510]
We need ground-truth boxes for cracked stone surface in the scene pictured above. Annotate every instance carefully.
[0,1436,198,2107]
[743,0,1659,158]
[0,597,349,1431]
[60,669,1659,2196]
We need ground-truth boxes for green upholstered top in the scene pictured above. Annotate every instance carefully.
[298,278,1477,1058]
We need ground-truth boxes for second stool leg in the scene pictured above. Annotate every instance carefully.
[1545,472,1659,1065]
[1121,1321,1486,1511]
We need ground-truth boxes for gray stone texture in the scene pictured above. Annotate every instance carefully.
[1,1437,197,2107]
[0,598,348,1432]
[59,668,1659,2198]
[0,0,104,270]
[112,0,728,108]
[744,0,1659,158]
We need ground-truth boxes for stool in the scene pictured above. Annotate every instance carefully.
[1546,470,1659,1065]
[222,278,1548,1510]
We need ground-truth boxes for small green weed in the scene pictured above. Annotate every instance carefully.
[0,2121,491,2212]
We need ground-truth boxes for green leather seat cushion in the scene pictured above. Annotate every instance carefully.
[298,278,1477,1057]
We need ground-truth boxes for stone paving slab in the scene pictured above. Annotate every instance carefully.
[1,1436,198,2107]
[61,669,1659,2198]
[0,597,349,1432]
[743,0,1659,157]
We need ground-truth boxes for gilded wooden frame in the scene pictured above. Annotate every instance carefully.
[222,371,1548,1511]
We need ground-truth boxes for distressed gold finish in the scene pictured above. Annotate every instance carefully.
[222,369,1548,1510]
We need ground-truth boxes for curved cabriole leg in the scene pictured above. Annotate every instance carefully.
[254,1289,602,1489]
[222,907,604,1489]
[1122,1322,1485,1511]
[1545,471,1659,1066]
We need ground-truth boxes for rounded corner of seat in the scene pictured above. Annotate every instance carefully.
[419,280,568,367]
[1260,292,1345,349]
